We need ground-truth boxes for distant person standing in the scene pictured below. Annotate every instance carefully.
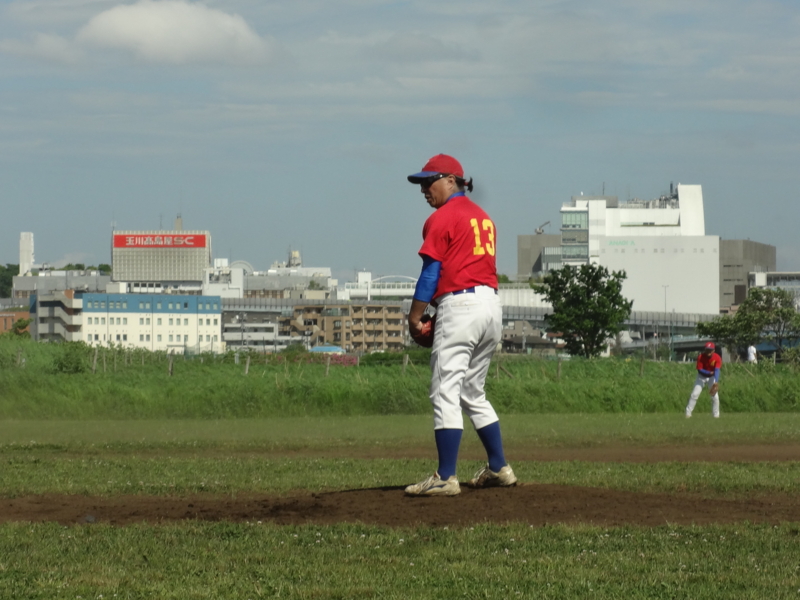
[685,342,722,418]
[747,343,758,364]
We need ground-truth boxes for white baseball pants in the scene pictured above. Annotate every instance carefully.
[685,375,720,418]
[429,285,502,430]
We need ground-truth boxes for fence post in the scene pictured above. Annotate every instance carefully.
[168,355,174,376]
[244,355,251,376]
[403,353,409,376]
[102,350,107,373]
[16,347,22,367]
[92,347,99,374]
[325,354,331,377]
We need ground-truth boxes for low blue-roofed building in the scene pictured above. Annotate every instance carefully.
[32,291,223,353]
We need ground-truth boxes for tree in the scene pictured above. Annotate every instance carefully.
[736,288,800,357]
[696,288,800,360]
[0,264,19,298]
[696,315,746,359]
[533,264,633,358]
[0,318,30,339]
[497,273,511,284]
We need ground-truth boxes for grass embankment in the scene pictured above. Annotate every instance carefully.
[1,339,799,417]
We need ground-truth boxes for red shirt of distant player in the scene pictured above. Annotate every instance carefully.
[696,351,722,373]
[419,195,498,299]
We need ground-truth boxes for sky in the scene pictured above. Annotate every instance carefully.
[1,0,799,284]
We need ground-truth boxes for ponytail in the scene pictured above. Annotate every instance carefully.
[455,177,474,193]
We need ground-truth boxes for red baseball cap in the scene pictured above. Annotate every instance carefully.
[704,342,715,350]
[407,154,464,183]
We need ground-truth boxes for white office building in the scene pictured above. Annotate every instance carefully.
[549,184,719,314]
[32,292,224,353]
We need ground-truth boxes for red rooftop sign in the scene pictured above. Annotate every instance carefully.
[113,234,207,249]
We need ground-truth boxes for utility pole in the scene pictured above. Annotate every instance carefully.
[662,285,669,360]
[239,311,247,351]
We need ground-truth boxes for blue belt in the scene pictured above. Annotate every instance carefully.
[451,287,498,295]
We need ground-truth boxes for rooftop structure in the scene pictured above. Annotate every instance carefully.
[19,232,34,276]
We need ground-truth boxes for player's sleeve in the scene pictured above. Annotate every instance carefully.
[714,367,720,383]
[419,214,449,262]
[413,255,441,303]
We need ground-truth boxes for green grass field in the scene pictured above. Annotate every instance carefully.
[2,339,800,597]
[2,415,800,598]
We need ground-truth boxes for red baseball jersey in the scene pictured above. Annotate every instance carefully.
[419,195,498,298]
[697,352,722,373]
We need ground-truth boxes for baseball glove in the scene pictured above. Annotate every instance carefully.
[709,382,719,396]
[411,314,436,348]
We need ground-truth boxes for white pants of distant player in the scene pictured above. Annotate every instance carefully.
[429,285,502,430]
[685,375,720,418]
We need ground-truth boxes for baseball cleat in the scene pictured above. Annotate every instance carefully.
[468,464,518,488]
[404,472,461,496]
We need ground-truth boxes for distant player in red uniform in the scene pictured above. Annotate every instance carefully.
[685,341,722,418]
[404,154,517,496]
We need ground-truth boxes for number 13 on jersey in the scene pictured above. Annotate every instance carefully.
[470,218,496,256]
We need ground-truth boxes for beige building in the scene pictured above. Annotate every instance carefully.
[517,233,561,280]
[280,303,406,353]
[719,240,776,309]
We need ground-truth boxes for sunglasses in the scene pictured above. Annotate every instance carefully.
[418,173,449,187]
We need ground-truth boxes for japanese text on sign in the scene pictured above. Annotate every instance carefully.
[113,234,207,248]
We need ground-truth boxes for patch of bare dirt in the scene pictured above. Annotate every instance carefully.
[3,485,800,527]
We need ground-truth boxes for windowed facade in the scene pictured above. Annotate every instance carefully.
[79,292,223,353]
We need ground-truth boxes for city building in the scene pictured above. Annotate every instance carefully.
[517,232,560,281]
[533,184,720,314]
[219,298,409,353]
[280,302,406,353]
[719,240,776,309]
[339,271,417,300]
[111,227,212,288]
[29,290,84,342]
[748,272,800,309]
[221,300,291,352]
[12,270,112,301]
[0,310,29,335]
[30,291,223,353]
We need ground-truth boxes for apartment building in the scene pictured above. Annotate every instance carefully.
[280,303,406,353]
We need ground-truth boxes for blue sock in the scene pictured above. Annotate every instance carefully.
[434,428,462,480]
[476,421,507,473]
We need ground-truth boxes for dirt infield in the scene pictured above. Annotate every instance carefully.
[3,485,800,528]
[3,444,799,527]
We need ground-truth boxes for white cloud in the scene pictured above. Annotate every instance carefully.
[0,32,83,63]
[75,0,274,65]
